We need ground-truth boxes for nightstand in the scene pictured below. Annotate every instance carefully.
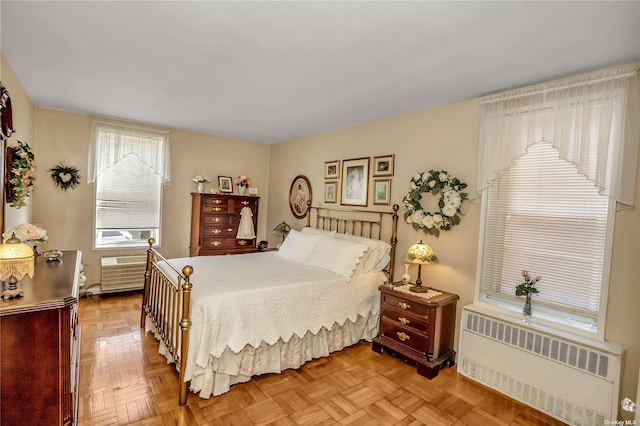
[372,282,459,379]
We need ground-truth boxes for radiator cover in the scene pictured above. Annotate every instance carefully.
[100,255,147,293]
[457,305,624,425]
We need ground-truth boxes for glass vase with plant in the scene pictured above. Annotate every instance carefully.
[515,270,541,323]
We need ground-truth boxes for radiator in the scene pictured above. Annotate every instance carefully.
[458,305,624,425]
[100,255,147,293]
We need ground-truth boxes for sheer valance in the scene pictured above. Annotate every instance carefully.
[477,62,640,207]
[88,119,171,184]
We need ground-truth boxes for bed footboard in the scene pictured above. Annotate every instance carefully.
[140,238,193,406]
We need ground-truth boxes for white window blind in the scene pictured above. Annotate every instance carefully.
[90,121,169,249]
[480,142,610,324]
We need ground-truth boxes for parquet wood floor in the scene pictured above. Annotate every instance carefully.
[77,292,565,426]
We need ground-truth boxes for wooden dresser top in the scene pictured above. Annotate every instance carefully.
[0,250,81,316]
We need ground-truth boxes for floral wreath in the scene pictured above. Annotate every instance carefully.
[402,170,468,237]
[6,141,35,208]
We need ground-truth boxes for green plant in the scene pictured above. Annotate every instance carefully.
[7,141,35,208]
[515,270,541,297]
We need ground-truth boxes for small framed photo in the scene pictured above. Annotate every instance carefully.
[341,157,369,206]
[248,187,259,196]
[373,154,394,177]
[325,160,340,179]
[218,176,233,193]
[373,179,391,205]
[324,181,338,203]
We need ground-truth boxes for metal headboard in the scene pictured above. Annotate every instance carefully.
[305,203,399,282]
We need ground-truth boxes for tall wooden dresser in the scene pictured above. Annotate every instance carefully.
[0,250,82,426]
[190,193,259,256]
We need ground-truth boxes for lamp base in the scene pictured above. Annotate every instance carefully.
[2,287,24,300]
[409,285,430,293]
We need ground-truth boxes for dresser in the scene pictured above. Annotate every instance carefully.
[0,251,82,426]
[372,283,459,379]
[190,193,259,256]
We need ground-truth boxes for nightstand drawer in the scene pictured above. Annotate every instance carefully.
[382,306,429,332]
[380,319,428,356]
[382,293,430,317]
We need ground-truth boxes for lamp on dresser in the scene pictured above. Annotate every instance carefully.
[403,240,438,293]
[0,233,35,299]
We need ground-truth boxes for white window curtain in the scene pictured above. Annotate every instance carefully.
[477,63,640,207]
[88,119,171,184]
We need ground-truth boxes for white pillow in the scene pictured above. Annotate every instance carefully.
[277,229,322,263]
[305,236,368,279]
[333,233,390,272]
[301,227,337,237]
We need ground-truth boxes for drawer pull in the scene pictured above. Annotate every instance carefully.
[397,332,410,342]
[398,302,410,310]
[238,240,247,246]
[241,201,250,205]
[227,228,233,232]
[212,229,222,234]
[398,317,410,325]
[213,218,222,222]
[212,207,222,212]
[211,241,222,246]
[213,200,223,204]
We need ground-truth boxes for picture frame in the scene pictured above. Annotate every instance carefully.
[324,181,338,203]
[289,175,312,219]
[373,154,394,177]
[218,176,233,193]
[248,187,258,196]
[324,160,340,179]
[373,179,391,205]
[341,157,369,207]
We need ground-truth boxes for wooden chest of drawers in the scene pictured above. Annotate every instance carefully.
[372,283,459,379]
[190,193,259,256]
[1,251,82,425]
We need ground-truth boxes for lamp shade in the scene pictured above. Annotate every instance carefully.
[0,234,35,281]
[272,221,291,236]
[403,240,438,265]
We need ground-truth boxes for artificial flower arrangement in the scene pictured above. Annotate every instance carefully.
[2,223,48,243]
[192,175,210,183]
[236,175,250,188]
[515,270,541,297]
[7,141,36,208]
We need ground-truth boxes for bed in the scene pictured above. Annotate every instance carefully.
[140,204,399,405]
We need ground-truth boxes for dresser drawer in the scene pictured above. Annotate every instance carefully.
[202,226,236,237]
[203,197,230,207]
[382,293,430,317]
[202,237,254,250]
[382,306,429,333]
[380,318,429,356]
[203,204,230,214]
[203,214,237,226]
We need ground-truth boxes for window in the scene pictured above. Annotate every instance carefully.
[478,142,613,334]
[89,121,170,249]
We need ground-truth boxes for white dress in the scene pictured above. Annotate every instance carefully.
[236,207,255,239]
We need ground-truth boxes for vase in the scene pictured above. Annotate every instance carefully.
[401,264,411,284]
[522,294,532,323]
[197,182,205,193]
[238,186,247,196]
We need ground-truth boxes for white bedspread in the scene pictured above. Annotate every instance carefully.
[156,252,385,382]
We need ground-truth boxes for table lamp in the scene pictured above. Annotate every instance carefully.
[0,233,35,299]
[403,240,438,293]
[272,221,291,247]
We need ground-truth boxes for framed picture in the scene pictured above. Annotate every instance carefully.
[324,181,338,203]
[341,157,369,206]
[289,175,312,219]
[324,160,340,179]
[218,176,233,193]
[248,187,258,196]
[373,179,391,205]
[373,154,394,177]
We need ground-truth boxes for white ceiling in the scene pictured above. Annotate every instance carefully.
[2,1,640,144]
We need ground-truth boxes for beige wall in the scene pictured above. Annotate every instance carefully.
[32,108,270,288]
[267,98,640,409]
[1,51,34,228]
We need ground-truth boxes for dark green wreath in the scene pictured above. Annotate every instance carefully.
[49,164,81,191]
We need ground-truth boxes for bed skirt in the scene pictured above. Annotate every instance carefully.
[145,311,379,398]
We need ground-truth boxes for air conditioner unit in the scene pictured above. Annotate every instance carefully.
[100,255,147,293]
